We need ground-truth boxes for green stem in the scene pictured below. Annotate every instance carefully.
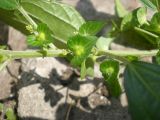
[134,27,159,38]
[18,6,37,29]
[97,49,158,64]
[0,49,67,60]
[98,50,158,57]
[99,51,129,64]
[0,49,158,64]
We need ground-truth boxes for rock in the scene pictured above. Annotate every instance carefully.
[88,93,109,109]
[0,27,26,100]
[17,57,131,120]
[8,27,27,50]
[0,61,21,100]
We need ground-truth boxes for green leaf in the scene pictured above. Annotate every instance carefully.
[151,12,160,25]
[121,9,138,31]
[85,57,94,77]
[100,60,121,97]
[151,0,160,11]
[67,35,97,66]
[137,7,147,26]
[0,0,19,10]
[143,12,160,34]
[124,61,160,120]
[139,0,157,11]
[80,57,95,79]
[96,37,114,51]
[20,0,85,47]
[147,12,160,33]
[0,8,30,34]
[79,21,106,36]
[121,7,147,31]
[6,108,16,120]
[115,0,128,18]
[0,0,85,48]
[27,23,53,47]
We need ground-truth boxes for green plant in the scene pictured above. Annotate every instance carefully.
[0,0,160,119]
[0,103,16,120]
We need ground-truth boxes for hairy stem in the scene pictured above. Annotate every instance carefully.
[0,49,68,60]
[1,49,158,64]
[18,6,37,29]
[97,49,158,64]
[98,50,158,57]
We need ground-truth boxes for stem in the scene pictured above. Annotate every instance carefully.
[99,51,129,64]
[134,27,159,39]
[97,49,158,64]
[18,7,37,29]
[0,49,158,64]
[98,50,158,57]
[0,49,67,60]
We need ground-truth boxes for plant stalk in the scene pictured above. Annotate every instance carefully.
[98,50,158,57]
[0,49,68,60]
[1,49,157,63]
[134,27,159,38]
[18,6,37,29]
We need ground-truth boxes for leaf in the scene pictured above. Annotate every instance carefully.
[79,21,106,36]
[151,12,160,25]
[100,60,121,97]
[80,57,95,79]
[0,0,19,10]
[27,23,53,47]
[6,108,16,120]
[137,7,147,26]
[85,57,94,77]
[121,7,147,31]
[67,35,97,66]
[20,0,85,46]
[115,0,128,18]
[139,0,157,11]
[96,37,114,51]
[147,12,160,33]
[121,9,138,31]
[0,8,30,34]
[124,61,160,120]
[151,0,160,11]
[0,0,85,48]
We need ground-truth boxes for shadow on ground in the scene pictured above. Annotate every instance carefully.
[76,0,116,20]
[5,65,130,120]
